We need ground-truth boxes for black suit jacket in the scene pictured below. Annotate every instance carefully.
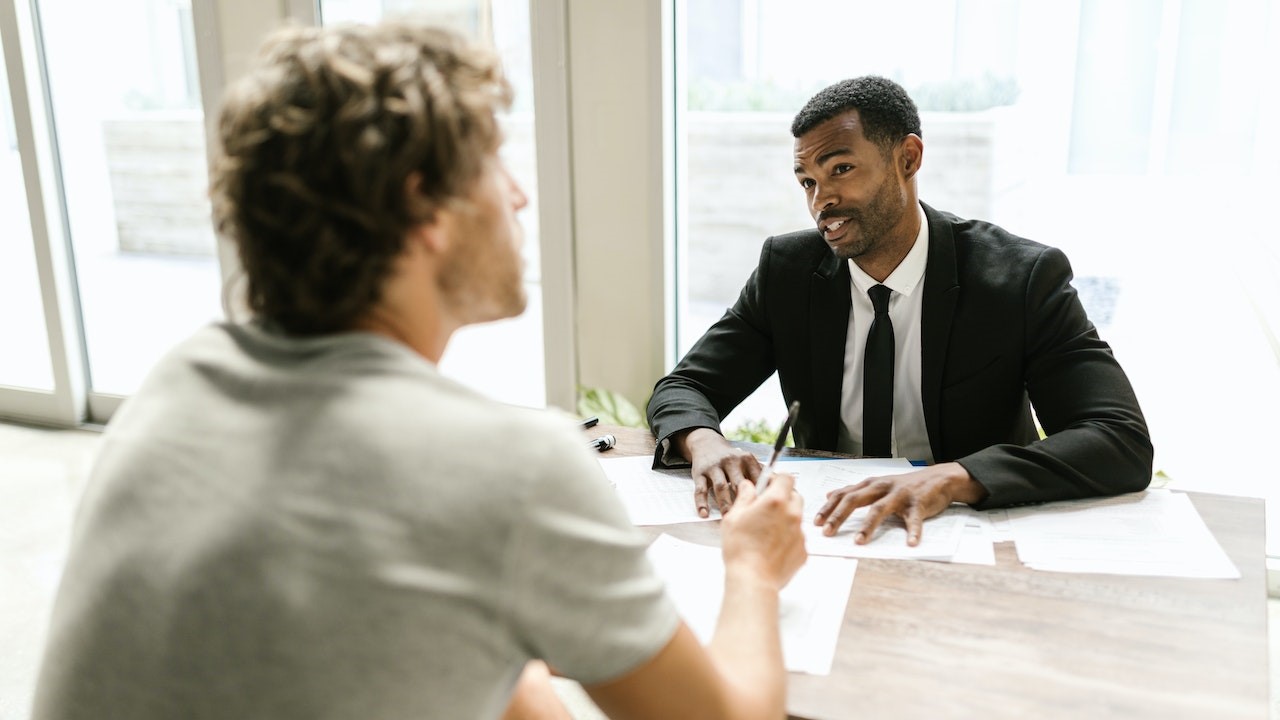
[647,203,1153,508]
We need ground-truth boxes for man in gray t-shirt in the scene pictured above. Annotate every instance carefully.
[33,21,808,720]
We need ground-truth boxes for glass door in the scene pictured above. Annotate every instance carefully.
[0,0,559,427]
[674,0,1280,490]
[0,0,228,426]
[0,27,53,394]
[319,0,547,408]
[0,0,84,424]
[37,0,223,414]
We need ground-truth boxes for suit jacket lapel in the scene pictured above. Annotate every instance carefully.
[920,202,960,461]
[809,249,850,451]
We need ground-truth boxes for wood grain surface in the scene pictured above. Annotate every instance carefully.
[590,425,1268,720]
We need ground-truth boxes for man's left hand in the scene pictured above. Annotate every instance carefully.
[812,462,988,546]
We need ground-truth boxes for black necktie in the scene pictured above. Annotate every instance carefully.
[863,284,894,457]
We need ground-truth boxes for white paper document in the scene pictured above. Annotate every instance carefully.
[645,533,857,675]
[599,457,815,526]
[1007,490,1240,578]
[795,461,969,561]
[973,508,1013,543]
[599,456,722,525]
[945,523,997,566]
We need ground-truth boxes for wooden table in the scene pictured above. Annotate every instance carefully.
[592,425,1269,720]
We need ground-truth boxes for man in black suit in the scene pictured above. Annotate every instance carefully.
[647,76,1153,545]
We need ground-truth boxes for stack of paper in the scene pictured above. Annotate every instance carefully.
[597,456,991,563]
[1007,490,1240,578]
[645,534,857,675]
[598,458,1239,579]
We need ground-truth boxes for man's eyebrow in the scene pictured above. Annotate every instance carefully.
[794,147,854,174]
[816,147,853,166]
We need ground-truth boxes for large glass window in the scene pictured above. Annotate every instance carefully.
[0,28,53,391]
[678,0,1280,494]
[320,0,546,408]
[37,0,223,396]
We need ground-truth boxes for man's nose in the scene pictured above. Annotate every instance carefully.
[810,183,837,216]
[509,172,529,211]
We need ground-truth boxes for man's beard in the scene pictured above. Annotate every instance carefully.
[438,230,527,325]
[828,175,907,260]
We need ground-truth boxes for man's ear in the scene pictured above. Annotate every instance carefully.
[898,134,924,180]
[406,220,448,255]
[404,172,450,254]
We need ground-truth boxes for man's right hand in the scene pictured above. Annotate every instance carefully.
[584,471,805,720]
[674,428,764,518]
[720,472,807,590]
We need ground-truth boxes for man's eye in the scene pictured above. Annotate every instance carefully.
[799,178,815,189]
[832,164,854,175]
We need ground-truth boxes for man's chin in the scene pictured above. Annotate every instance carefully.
[827,237,870,260]
[468,292,527,326]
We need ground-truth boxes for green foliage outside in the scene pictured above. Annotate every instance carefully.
[575,387,794,448]
[726,417,793,447]
[577,387,647,429]
[689,78,814,113]
[909,73,1020,113]
[689,72,1020,114]
[587,391,1168,487]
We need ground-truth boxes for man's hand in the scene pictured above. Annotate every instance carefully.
[812,462,988,546]
[674,428,763,518]
[721,472,807,590]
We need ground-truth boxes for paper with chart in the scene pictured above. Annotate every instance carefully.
[645,533,857,675]
[796,460,969,561]
[1007,489,1240,578]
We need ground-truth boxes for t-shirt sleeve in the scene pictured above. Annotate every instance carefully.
[504,419,680,685]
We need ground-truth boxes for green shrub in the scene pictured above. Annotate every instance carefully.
[577,387,647,429]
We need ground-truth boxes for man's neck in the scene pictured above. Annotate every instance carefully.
[854,208,922,283]
[354,248,458,364]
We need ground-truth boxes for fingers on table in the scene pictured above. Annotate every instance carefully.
[853,499,900,544]
[816,481,877,528]
[816,479,900,538]
[825,477,871,499]
[902,504,925,547]
[709,467,735,515]
[693,475,713,518]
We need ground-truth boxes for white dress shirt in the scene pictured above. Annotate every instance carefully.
[837,203,934,462]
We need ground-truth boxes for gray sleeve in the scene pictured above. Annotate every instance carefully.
[504,420,680,684]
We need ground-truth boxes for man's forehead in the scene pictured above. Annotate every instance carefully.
[793,109,870,162]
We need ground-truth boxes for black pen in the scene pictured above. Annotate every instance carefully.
[579,416,599,430]
[756,401,800,492]
[588,434,616,452]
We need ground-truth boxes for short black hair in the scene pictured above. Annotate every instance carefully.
[790,76,922,151]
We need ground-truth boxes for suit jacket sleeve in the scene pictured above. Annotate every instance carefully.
[956,245,1154,507]
[646,239,780,467]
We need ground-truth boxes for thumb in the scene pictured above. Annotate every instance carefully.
[765,471,795,497]
[733,476,758,508]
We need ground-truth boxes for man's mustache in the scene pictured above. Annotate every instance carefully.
[816,208,858,224]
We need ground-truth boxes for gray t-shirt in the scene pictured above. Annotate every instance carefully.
[33,323,678,720]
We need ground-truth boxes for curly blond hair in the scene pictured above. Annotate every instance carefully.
[210,22,511,334]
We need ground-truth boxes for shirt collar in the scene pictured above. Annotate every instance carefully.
[848,203,929,298]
